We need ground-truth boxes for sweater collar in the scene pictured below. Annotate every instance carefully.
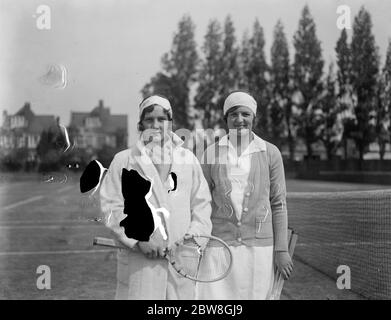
[136,131,184,154]
[218,132,267,154]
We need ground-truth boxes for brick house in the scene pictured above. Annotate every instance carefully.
[68,100,128,152]
[0,102,57,161]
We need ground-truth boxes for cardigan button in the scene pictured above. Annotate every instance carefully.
[237,237,242,242]
[245,192,250,197]
[237,222,242,226]
[243,208,248,212]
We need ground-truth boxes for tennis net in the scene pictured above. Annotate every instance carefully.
[287,189,391,299]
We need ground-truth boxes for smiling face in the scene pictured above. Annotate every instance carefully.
[226,105,255,136]
[140,105,172,144]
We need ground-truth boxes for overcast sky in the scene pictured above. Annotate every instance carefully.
[1,0,391,144]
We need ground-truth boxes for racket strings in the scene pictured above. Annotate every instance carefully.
[169,241,203,279]
[197,240,231,281]
[171,237,232,282]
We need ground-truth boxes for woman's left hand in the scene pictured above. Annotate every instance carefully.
[275,251,294,280]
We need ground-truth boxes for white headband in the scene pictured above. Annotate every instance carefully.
[139,95,172,118]
[223,92,257,115]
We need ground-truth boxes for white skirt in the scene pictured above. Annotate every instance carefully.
[196,245,274,300]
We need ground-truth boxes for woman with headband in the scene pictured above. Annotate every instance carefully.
[100,95,212,299]
[198,91,293,299]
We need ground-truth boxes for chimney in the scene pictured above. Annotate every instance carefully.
[98,99,104,108]
[24,102,31,110]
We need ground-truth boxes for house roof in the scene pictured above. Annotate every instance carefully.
[70,112,89,127]
[5,101,127,135]
[29,115,57,134]
[8,103,57,134]
[16,103,35,121]
[70,101,127,134]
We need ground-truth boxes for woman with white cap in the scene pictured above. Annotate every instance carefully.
[100,94,212,299]
[198,91,293,299]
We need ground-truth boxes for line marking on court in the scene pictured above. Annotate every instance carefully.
[0,219,95,224]
[56,185,74,193]
[0,249,116,256]
[2,196,44,211]
[296,240,391,247]
[0,224,104,230]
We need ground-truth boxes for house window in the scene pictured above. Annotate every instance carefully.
[85,135,94,146]
[28,135,38,148]
[77,136,85,148]
[85,117,101,128]
[4,135,12,148]
[18,136,26,148]
[10,116,26,129]
[104,135,114,147]
[111,135,117,147]
[97,135,105,147]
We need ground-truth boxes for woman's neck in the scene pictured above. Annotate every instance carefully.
[229,132,254,157]
[142,132,171,148]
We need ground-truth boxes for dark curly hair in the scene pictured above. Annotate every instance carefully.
[223,105,257,126]
[137,94,173,132]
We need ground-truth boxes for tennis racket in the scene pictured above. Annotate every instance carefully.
[93,235,233,283]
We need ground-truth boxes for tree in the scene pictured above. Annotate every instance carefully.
[292,5,324,158]
[142,15,199,129]
[350,6,379,162]
[238,30,250,89]
[335,28,355,159]
[0,148,29,171]
[270,20,294,156]
[217,16,241,108]
[319,63,343,160]
[96,146,120,169]
[194,19,223,129]
[335,29,351,95]
[36,125,66,172]
[377,39,391,160]
[141,72,188,130]
[59,147,91,172]
[241,19,269,139]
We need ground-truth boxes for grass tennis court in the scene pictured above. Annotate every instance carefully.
[0,173,389,299]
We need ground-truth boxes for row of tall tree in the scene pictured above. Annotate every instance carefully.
[142,5,391,161]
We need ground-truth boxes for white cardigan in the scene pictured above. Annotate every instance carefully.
[100,134,212,299]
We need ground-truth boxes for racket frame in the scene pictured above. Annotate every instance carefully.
[93,234,233,283]
[165,234,233,283]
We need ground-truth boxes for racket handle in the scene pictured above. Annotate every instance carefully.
[93,237,124,249]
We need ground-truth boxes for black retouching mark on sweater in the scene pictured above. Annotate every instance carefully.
[120,169,155,241]
[168,172,177,193]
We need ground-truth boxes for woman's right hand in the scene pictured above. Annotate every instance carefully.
[137,228,167,259]
[137,241,166,259]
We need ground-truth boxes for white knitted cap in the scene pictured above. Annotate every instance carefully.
[223,92,257,115]
[139,95,172,118]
